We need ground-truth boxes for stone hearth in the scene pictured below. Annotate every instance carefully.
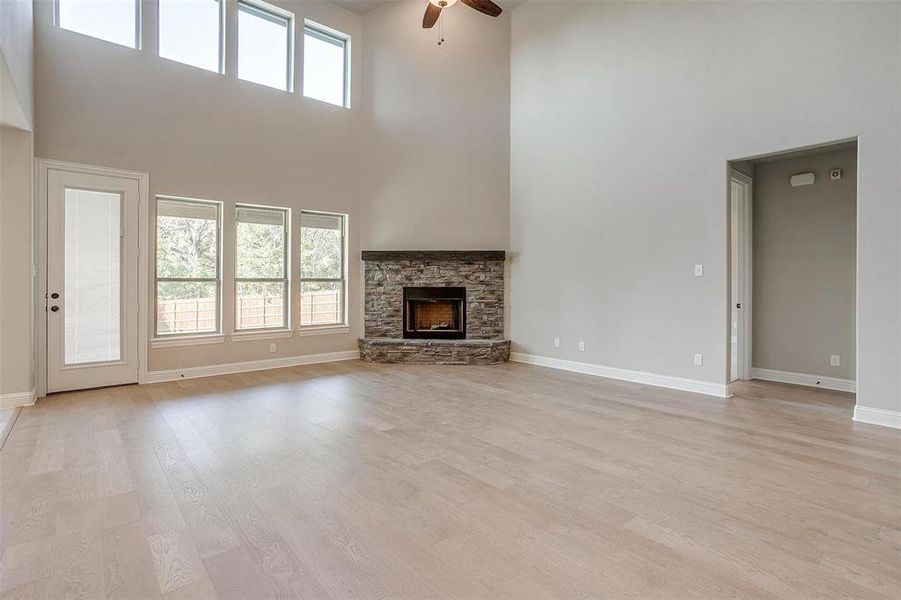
[360,250,510,364]
[359,339,510,365]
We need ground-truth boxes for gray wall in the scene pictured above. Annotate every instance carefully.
[753,148,856,380]
[361,0,510,251]
[33,0,512,375]
[35,0,366,372]
[510,1,900,413]
[0,126,34,397]
[0,0,34,398]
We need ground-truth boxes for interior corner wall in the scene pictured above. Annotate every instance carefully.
[752,148,857,381]
[0,126,34,398]
[34,0,366,373]
[361,0,510,251]
[0,0,34,401]
[510,1,901,413]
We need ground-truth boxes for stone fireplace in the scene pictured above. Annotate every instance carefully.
[359,251,510,364]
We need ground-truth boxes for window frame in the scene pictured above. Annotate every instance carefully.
[54,0,143,50]
[303,19,351,109]
[234,204,291,332]
[299,210,347,329]
[237,0,295,92]
[157,0,225,74]
[153,195,223,339]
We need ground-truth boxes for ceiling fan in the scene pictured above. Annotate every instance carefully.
[422,0,503,29]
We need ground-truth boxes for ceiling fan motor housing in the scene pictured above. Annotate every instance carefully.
[423,0,502,30]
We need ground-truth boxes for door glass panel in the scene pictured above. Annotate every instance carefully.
[64,188,122,364]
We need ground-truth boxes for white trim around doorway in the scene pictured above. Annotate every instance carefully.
[730,170,753,382]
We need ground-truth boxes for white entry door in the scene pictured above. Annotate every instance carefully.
[47,169,140,392]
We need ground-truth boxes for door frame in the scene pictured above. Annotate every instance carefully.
[729,169,753,381]
[35,159,150,397]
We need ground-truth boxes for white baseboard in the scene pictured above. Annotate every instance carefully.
[0,388,36,410]
[853,405,901,429]
[751,368,856,393]
[143,350,360,384]
[510,353,730,398]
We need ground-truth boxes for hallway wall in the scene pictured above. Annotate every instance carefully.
[753,147,857,381]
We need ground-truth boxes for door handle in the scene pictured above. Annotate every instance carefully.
[50,305,60,312]
[736,303,742,309]
[50,292,60,299]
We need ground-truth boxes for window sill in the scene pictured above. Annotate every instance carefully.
[297,324,350,337]
[230,329,294,342]
[151,334,226,348]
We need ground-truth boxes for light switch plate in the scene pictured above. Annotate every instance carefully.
[830,354,841,366]
[694,264,703,277]
[694,353,703,366]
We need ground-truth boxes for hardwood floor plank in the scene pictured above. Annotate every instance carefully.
[202,546,280,600]
[102,521,163,600]
[147,530,207,594]
[0,577,50,600]
[49,528,102,599]
[0,537,54,595]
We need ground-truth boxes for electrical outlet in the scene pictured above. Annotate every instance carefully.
[694,353,703,366]
[694,264,703,277]
[578,341,585,351]
[554,337,560,348]
[269,343,277,353]
[830,354,841,367]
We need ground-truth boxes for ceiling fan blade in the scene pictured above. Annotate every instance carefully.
[422,3,442,28]
[460,0,503,18]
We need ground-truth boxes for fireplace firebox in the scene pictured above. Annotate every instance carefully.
[403,287,466,339]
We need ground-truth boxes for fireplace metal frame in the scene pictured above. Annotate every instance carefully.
[402,287,466,340]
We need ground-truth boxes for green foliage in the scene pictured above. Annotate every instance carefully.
[156,216,217,281]
[157,215,343,304]
[301,227,342,279]
[237,222,285,279]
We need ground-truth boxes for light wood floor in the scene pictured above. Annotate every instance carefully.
[1,361,899,599]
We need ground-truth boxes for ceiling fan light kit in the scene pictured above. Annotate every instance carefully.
[422,0,503,44]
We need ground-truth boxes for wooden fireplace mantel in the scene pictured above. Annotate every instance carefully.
[361,250,506,262]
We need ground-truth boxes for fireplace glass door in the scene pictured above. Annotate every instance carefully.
[403,287,466,339]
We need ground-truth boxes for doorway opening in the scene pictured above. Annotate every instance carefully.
[728,139,857,396]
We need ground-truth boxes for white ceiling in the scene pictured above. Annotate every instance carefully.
[332,0,524,16]
[331,0,391,14]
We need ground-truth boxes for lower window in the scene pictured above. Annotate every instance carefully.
[300,211,346,327]
[235,205,290,330]
[155,197,221,336]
